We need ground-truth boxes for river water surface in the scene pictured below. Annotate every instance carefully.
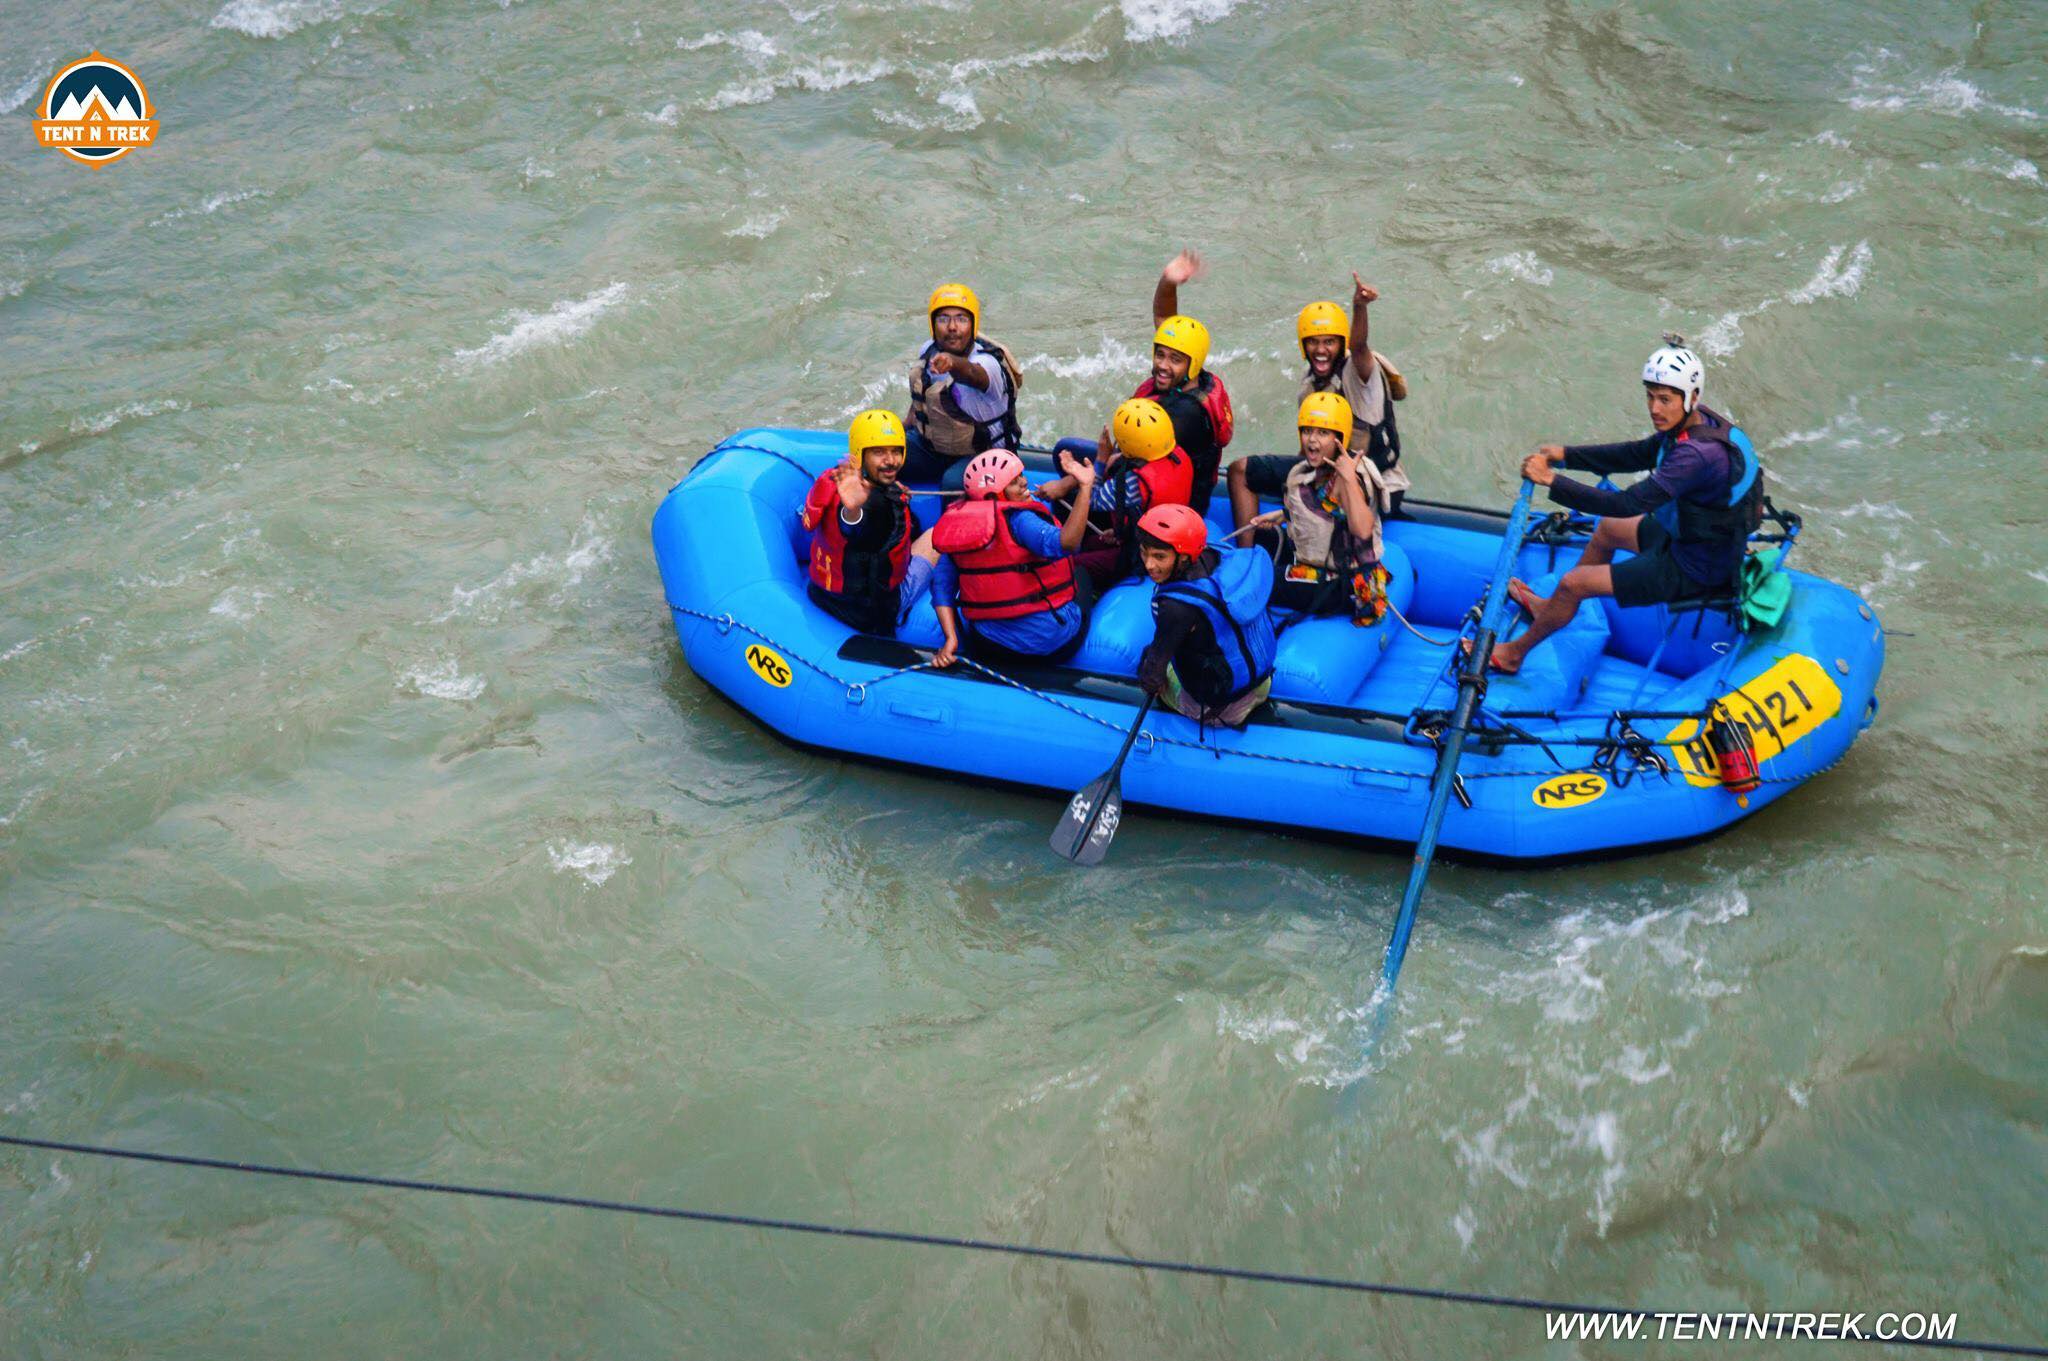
[3,0,2046,1355]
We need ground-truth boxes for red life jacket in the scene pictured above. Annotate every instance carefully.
[1133,445,1195,511]
[1106,446,1196,544]
[931,498,1076,621]
[801,469,914,598]
[1134,369,1235,452]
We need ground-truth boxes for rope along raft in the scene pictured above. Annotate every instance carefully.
[1,1134,2039,1355]
[673,603,1817,786]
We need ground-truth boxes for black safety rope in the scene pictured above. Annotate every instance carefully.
[0,1134,2039,1355]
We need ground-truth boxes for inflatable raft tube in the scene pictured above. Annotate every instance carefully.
[651,430,1884,864]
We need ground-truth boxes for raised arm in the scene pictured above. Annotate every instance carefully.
[1347,273,1378,380]
[1152,249,1205,327]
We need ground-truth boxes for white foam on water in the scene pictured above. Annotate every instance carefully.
[519,157,555,183]
[1809,128,1851,147]
[702,58,896,112]
[1119,0,1248,43]
[209,586,270,621]
[937,85,981,119]
[1,277,23,300]
[452,282,628,368]
[1838,500,1912,521]
[1485,250,1554,286]
[724,209,787,239]
[1553,1110,1626,1236]
[0,65,44,115]
[2007,158,2041,184]
[942,43,1105,82]
[67,398,189,437]
[1845,52,2042,122]
[2029,570,2048,586]
[679,29,778,62]
[641,103,680,126]
[436,520,614,622]
[1451,1207,1477,1251]
[1862,551,1925,602]
[151,188,266,226]
[549,841,629,887]
[1818,179,1863,204]
[1697,242,1872,357]
[1787,240,1872,304]
[1018,335,1148,382]
[398,660,485,701]
[209,0,344,38]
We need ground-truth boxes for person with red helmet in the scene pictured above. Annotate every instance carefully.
[927,447,1095,667]
[1133,504,1277,730]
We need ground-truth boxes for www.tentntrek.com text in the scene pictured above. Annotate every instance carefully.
[1544,1312,1958,1343]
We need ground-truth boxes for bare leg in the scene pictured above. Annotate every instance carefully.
[1227,460,1259,530]
[910,528,940,566]
[1577,515,1640,569]
[1494,564,1615,669]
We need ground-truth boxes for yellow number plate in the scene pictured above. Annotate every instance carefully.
[1662,653,1842,788]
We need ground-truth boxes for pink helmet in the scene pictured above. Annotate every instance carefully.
[961,448,1025,500]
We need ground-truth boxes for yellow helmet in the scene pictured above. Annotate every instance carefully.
[1295,300,1347,359]
[1296,391,1353,447]
[927,282,980,339]
[848,409,906,462]
[1151,314,1211,379]
[1111,397,1177,462]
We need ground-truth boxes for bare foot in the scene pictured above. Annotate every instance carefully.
[1505,577,1544,619]
[1459,638,1523,675]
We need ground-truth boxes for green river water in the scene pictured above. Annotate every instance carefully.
[3,0,2046,1355]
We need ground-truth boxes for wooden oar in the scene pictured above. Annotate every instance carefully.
[1049,695,1156,866]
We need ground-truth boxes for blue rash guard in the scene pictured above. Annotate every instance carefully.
[932,505,1084,655]
[1547,416,1745,586]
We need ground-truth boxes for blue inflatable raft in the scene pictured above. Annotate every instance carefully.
[651,429,1884,863]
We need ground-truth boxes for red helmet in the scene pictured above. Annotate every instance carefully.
[961,448,1025,500]
[1136,503,1206,558]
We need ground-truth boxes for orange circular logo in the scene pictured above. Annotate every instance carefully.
[33,53,158,168]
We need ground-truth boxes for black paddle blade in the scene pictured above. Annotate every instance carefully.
[1049,773,1124,865]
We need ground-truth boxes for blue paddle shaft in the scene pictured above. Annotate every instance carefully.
[1378,479,1538,995]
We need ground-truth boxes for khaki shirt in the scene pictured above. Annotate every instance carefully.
[1299,353,1410,498]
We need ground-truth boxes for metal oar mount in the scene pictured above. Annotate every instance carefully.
[1363,479,1538,1062]
[1050,694,1157,866]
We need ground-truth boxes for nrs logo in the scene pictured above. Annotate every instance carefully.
[1531,773,1607,809]
[743,643,792,688]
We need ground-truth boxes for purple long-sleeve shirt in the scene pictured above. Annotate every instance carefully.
[1547,410,1744,584]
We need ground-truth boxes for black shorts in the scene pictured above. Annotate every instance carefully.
[1236,454,1299,498]
[1610,517,1715,608]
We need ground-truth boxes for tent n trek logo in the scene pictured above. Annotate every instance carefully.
[33,53,157,167]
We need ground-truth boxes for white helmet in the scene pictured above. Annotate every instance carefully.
[1642,334,1705,412]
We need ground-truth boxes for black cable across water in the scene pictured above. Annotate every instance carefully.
[1,1134,2041,1355]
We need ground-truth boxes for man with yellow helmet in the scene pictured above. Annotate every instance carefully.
[903,282,1024,482]
[1233,271,1410,519]
[1235,392,1393,625]
[1133,250,1235,514]
[799,409,937,635]
[1034,396,1197,589]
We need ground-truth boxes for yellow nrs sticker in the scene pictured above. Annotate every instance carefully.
[1532,773,1608,809]
[1662,653,1843,788]
[744,643,793,688]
